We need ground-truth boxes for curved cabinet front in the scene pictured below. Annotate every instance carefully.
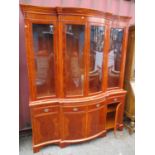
[30,92,126,152]
[20,4,130,153]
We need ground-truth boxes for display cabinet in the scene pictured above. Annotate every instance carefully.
[20,4,131,153]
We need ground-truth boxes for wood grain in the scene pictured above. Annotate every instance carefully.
[20,4,130,153]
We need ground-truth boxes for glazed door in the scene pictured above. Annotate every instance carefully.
[32,106,59,144]
[88,24,105,94]
[31,23,57,99]
[87,103,106,137]
[107,28,124,88]
[63,23,86,97]
[62,106,87,140]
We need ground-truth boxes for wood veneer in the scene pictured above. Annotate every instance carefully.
[20,4,130,153]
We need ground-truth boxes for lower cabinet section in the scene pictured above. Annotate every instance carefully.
[30,94,125,153]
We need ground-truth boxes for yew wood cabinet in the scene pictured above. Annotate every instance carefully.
[20,4,131,153]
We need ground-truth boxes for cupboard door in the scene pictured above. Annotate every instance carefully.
[89,25,105,93]
[115,102,124,127]
[32,24,56,98]
[108,28,124,88]
[87,104,106,137]
[63,24,85,96]
[33,110,59,144]
[62,106,87,140]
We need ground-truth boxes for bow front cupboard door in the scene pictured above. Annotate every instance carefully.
[32,105,60,145]
[61,106,87,141]
[87,103,107,137]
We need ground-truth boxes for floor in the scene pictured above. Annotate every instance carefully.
[19,128,135,155]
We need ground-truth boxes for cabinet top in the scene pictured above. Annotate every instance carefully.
[20,4,131,22]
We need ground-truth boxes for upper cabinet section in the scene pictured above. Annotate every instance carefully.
[32,24,56,98]
[20,4,131,100]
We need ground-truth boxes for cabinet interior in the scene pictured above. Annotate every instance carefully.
[106,102,119,129]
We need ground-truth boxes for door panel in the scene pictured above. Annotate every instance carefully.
[33,112,59,144]
[108,28,124,88]
[32,24,56,98]
[87,104,106,137]
[63,24,85,96]
[89,25,105,93]
[62,106,87,140]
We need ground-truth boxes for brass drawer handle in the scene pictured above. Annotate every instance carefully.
[96,104,100,108]
[114,98,117,102]
[44,108,49,112]
[81,16,85,19]
[73,107,78,112]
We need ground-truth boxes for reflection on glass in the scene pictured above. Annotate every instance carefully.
[64,25,85,96]
[33,24,55,97]
[89,26,105,93]
[108,28,124,88]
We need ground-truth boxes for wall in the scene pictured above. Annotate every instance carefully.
[19,0,135,130]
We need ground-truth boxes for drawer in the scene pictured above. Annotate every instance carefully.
[88,102,105,111]
[32,106,59,115]
[88,16,106,24]
[26,13,57,21]
[107,96,124,104]
[62,106,87,113]
[62,15,87,22]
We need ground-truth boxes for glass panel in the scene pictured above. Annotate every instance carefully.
[32,24,55,97]
[64,25,85,96]
[108,28,124,88]
[89,26,105,93]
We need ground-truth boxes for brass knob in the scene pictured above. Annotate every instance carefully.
[96,104,100,108]
[25,25,28,28]
[114,98,117,102]
[81,16,84,19]
[44,108,49,112]
[73,107,78,112]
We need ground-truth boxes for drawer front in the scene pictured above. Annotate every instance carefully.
[88,102,105,111]
[62,106,87,113]
[107,96,124,104]
[26,13,57,21]
[32,106,59,116]
[62,15,87,22]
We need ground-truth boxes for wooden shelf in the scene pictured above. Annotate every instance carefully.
[106,112,115,129]
[107,103,118,113]
[107,106,116,113]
